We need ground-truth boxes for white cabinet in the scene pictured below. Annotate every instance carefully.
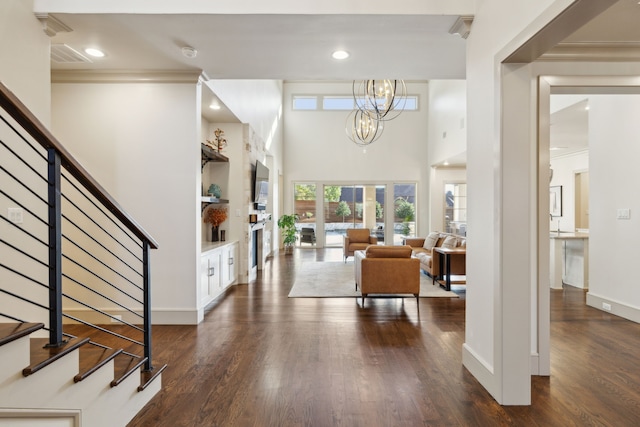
[200,241,238,307]
[201,248,221,306]
[222,242,238,287]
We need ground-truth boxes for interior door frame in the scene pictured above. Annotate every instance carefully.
[537,75,640,377]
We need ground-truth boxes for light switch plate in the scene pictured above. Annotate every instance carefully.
[617,208,631,220]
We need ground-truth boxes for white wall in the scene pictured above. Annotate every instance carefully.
[587,94,640,321]
[465,0,579,405]
[0,0,51,123]
[51,80,201,324]
[282,81,430,236]
[0,1,52,329]
[428,80,467,166]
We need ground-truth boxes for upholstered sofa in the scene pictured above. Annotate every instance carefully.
[354,245,420,306]
[343,228,378,262]
[404,232,466,283]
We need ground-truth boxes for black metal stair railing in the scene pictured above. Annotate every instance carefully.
[0,82,158,371]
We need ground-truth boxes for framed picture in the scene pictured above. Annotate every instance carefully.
[550,186,562,217]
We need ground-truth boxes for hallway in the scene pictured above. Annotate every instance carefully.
[128,248,640,426]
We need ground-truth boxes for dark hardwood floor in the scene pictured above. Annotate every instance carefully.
[127,248,640,426]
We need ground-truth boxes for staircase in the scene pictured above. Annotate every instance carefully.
[0,323,164,425]
[0,82,165,425]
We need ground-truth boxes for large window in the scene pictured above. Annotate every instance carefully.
[292,95,419,111]
[293,183,317,246]
[444,183,466,236]
[322,184,385,247]
[393,184,416,244]
[292,182,415,247]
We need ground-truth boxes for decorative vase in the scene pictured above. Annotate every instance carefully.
[221,230,226,241]
[208,184,222,198]
[211,226,219,242]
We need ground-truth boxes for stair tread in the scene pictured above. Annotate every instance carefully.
[74,344,123,383]
[23,336,90,377]
[138,363,167,391]
[0,322,44,347]
[111,353,147,387]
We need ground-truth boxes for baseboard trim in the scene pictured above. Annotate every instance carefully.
[586,292,640,324]
[462,343,499,402]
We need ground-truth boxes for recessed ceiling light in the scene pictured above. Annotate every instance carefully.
[443,161,449,166]
[332,50,350,60]
[209,104,221,110]
[84,48,105,58]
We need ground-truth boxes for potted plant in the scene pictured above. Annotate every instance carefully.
[204,206,228,242]
[277,213,299,253]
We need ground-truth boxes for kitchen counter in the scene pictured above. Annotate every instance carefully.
[550,232,589,289]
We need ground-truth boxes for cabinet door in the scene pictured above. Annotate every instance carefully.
[221,243,238,287]
[200,254,211,301]
[228,242,238,284]
[208,251,221,297]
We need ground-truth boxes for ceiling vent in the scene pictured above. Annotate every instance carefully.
[51,44,92,64]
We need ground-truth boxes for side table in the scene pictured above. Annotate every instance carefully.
[433,246,466,291]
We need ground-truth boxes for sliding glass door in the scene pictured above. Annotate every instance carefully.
[291,181,415,247]
[393,183,417,244]
[323,184,385,247]
[293,183,317,246]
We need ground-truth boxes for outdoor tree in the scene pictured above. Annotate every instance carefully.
[335,201,351,222]
[356,202,383,219]
[295,184,316,200]
[395,199,415,235]
[395,199,415,221]
[324,185,341,202]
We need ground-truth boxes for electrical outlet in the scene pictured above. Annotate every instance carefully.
[602,302,612,311]
[111,315,123,323]
[8,207,23,224]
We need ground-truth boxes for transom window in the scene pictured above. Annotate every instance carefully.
[293,95,419,111]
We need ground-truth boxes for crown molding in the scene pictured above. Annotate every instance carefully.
[35,13,72,37]
[51,70,203,84]
[448,15,473,39]
[539,42,640,62]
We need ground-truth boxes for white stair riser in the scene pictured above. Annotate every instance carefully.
[0,337,30,385]
[0,349,80,408]
[84,374,162,427]
[0,332,162,427]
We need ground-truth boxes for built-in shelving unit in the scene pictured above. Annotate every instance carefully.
[201,144,230,211]
[201,144,229,171]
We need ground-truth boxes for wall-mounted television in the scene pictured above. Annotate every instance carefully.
[253,160,269,211]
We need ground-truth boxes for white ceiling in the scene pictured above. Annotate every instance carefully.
[48,14,468,81]
[39,1,640,148]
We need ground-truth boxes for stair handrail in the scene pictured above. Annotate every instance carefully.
[1,81,157,370]
[0,82,158,249]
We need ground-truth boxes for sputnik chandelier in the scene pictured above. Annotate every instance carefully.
[345,79,407,147]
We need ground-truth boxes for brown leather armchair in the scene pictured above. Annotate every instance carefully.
[343,228,377,262]
[355,245,420,307]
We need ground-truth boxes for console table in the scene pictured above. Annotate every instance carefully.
[433,247,466,291]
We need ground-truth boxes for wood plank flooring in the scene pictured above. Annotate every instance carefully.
[127,248,640,426]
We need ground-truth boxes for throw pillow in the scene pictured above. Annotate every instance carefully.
[423,232,439,249]
[441,235,457,249]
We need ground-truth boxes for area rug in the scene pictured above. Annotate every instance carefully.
[288,262,460,298]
